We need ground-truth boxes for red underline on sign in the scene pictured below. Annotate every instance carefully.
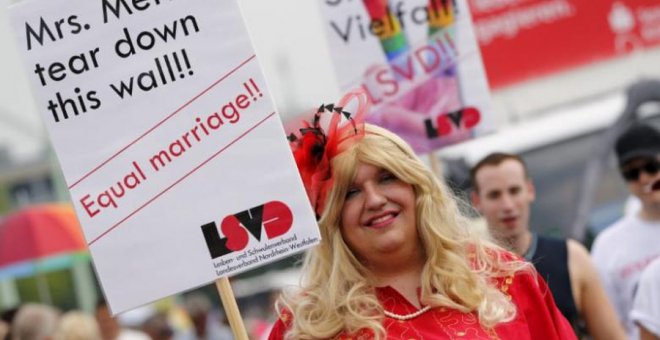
[88,111,277,246]
[68,54,257,190]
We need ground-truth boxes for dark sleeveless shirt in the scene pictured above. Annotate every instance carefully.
[524,233,580,329]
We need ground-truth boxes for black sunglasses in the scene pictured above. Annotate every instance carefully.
[621,159,660,181]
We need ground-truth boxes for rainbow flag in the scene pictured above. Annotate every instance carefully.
[428,0,455,35]
[362,0,409,61]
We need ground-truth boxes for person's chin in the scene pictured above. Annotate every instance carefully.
[649,190,660,202]
[496,224,521,239]
[374,238,406,254]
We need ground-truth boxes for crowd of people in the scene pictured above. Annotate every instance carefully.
[1,90,659,339]
[0,292,275,340]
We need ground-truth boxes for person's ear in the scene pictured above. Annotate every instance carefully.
[526,180,536,202]
[471,190,481,211]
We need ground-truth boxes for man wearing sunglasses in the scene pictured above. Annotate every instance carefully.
[591,122,660,339]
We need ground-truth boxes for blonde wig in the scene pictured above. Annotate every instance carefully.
[278,124,529,339]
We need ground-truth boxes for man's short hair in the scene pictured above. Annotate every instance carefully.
[615,123,660,166]
[470,152,529,192]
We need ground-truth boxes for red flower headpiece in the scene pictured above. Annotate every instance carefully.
[288,90,370,218]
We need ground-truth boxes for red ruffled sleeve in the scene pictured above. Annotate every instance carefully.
[267,309,292,340]
[503,269,578,339]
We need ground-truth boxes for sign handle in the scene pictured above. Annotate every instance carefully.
[215,277,249,340]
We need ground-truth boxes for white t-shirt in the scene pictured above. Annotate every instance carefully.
[631,258,660,337]
[591,213,660,339]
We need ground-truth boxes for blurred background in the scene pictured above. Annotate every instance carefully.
[1,0,659,339]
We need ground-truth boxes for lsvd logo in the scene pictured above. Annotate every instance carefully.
[424,107,480,139]
[201,201,293,259]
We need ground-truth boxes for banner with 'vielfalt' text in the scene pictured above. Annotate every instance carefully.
[8,0,320,313]
[318,0,494,154]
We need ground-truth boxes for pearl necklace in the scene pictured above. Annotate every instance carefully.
[383,305,432,321]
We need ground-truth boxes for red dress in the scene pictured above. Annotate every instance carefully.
[268,270,577,339]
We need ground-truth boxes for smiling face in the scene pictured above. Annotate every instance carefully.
[471,159,535,239]
[339,162,420,266]
[621,156,660,208]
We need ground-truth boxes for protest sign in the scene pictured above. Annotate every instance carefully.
[8,0,320,315]
[471,0,660,89]
[318,0,493,154]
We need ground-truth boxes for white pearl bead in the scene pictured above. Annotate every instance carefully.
[383,305,432,321]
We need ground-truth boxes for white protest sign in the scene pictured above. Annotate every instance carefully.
[318,0,493,154]
[8,0,320,313]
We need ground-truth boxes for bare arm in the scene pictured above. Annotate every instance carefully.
[567,239,627,340]
[640,325,660,340]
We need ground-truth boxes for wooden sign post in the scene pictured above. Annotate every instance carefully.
[216,277,249,340]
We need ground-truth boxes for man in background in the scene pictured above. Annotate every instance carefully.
[470,152,625,340]
[591,123,660,338]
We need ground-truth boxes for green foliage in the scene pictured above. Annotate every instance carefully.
[0,184,11,215]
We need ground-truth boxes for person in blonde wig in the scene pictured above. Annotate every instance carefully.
[269,92,576,340]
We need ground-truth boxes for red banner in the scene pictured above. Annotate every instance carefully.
[470,0,660,89]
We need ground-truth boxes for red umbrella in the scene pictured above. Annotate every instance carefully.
[0,203,87,267]
[0,203,89,303]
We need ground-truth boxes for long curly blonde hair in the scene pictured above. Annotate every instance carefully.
[278,124,528,339]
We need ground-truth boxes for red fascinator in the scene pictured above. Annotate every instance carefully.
[288,90,370,218]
